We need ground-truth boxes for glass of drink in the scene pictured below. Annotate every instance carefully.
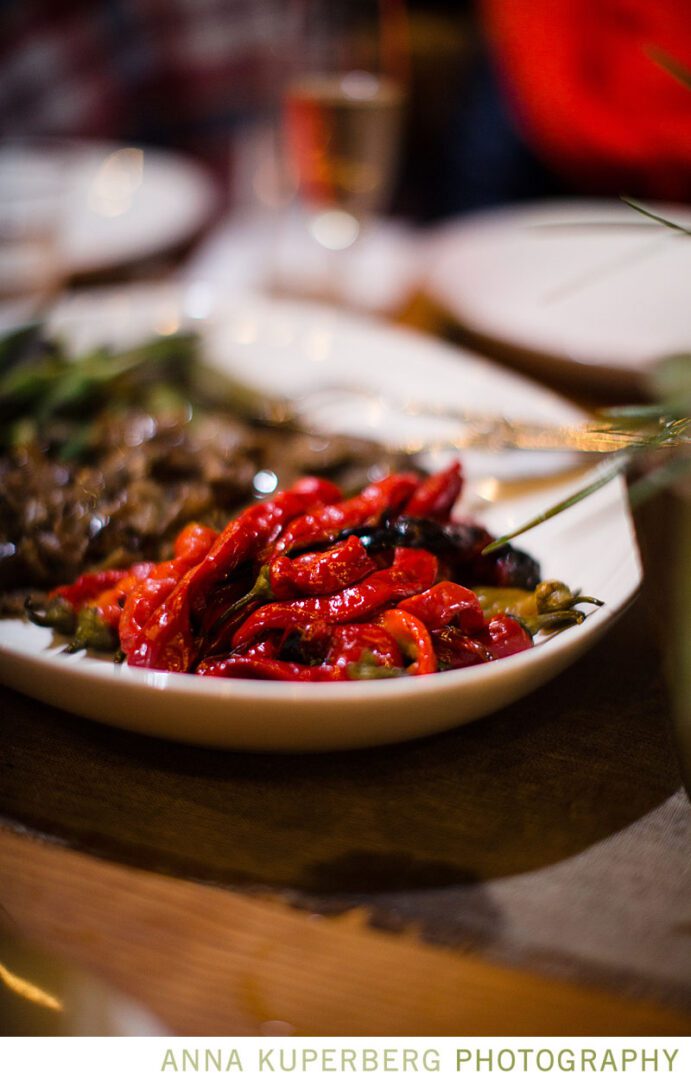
[281,0,408,297]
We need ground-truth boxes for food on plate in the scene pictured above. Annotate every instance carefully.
[0,328,411,614]
[27,463,602,680]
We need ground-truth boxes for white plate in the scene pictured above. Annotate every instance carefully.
[424,199,691,389]
[0,285,642,751]
[183,209,424,315]
[0,140,218,278]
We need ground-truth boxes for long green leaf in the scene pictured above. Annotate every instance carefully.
[620,196,691,237]
[482,457,629,554]
[644,45,691,91]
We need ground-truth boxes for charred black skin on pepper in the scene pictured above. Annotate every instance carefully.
[327,517,541,591]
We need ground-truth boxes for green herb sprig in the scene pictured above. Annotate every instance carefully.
[482,416,689,554]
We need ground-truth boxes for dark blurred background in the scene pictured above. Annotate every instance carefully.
[1,0,690,219]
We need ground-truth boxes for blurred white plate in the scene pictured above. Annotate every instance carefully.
[184,208,423,316]
[424,199,691,390]
[0,285,641,751]
[0,140,218,278]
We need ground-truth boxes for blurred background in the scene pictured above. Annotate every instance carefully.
[2,0,689,222]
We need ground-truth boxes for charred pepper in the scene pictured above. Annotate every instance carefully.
[336,516,541,591]
[270,473,419,557]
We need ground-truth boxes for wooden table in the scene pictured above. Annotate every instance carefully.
[1,824,689,1036]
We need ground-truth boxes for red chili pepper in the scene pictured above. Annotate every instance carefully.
[64,561,154,653]
[325,623,404,671]
[195,535,377,661]
[376,609,437,675]
[269,535,376,599]
[269,473,419,557]
[126,477,342,671]
[195,476,341,592]
[240,637,282,660]
[431,626,494,670]
[481,613,533,659]
[431,614,533,670]
[194,633,281,673]
[397,581,485,634]
[198,620,404,682]
[196,655,348,681]
[119,523,217,656]
[232,547,438,649]
[90,563,155,629]
[173,522,218,563]
[402,461,463,521]
[50,569,129,609]
[27,568,132,638]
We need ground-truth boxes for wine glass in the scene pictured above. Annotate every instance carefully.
[280,0,409,301]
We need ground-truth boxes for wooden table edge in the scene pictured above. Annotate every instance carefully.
[1,827,689,1037]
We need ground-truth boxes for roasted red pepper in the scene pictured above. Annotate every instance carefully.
[402,460,462,521]
[119,523,217,656]
[269,473,419,557]
[376,609,438,675]
[26,567,130,636]
[431,626,494,670]
[125,477,342,671]
[325,622,404,672]
[269,535,376,599]
[50,569,130,609]
[33,464,591,684]
[397,581,485,634]
[432,612,532,670]
[195,534,377,660]
[232,547,438,649]
[196,655,348,681]
[482,613,533,659]
[65,561,155,653]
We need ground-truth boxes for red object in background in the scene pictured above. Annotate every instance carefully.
[482,0,691,200]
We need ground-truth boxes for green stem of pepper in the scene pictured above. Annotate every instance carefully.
[64,607,119,654]
[25,595,77,636]
[476,581,603,637]
[347,655,405,680]
[205,565,273,638]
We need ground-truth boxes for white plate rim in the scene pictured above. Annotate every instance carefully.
[0,139,218,277]
[422,198,691,386]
